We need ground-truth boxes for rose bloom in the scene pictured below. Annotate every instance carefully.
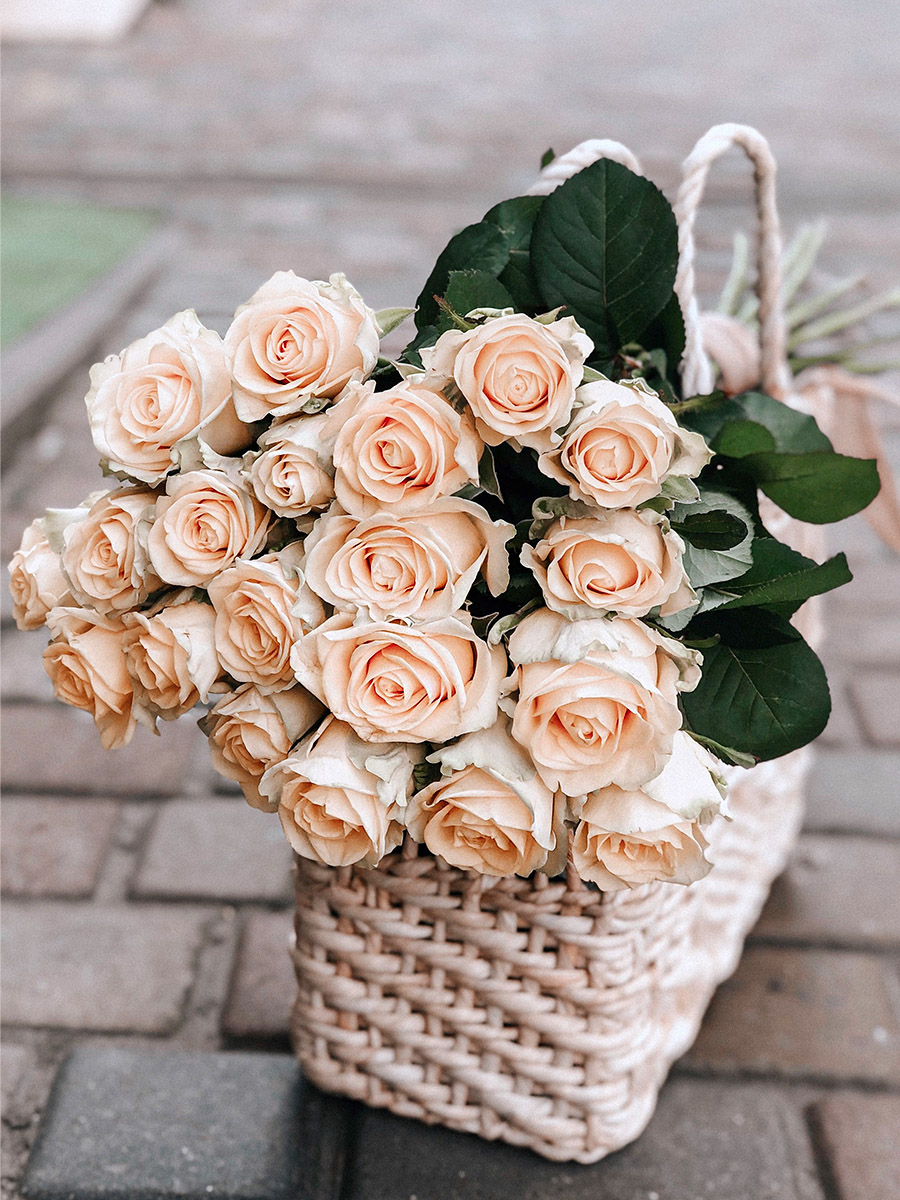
[241,413,334,519]
[200,683,323,810]
[145,469,270,587]
[8,518,74,631]
[43,607,135,749]
[86,310,249,485]
[225,272,379,422]
[293,612,506,744]
[260,716,422,867]
[505,608,700,795]
[571,732,727,890]
[302,498,512,621]
[208,543,325,692]
[407,720,566,878]
[61,487,160,615]
[521,508,694,619]
[123,598,223,729]
[539,379,710,508]
[325,378,482,517]
[422,312,592,451]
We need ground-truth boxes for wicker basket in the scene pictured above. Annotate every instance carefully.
[290,126,823,1162]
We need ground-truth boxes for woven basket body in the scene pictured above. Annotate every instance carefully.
[291,752,807,1162]
[290,126,825,1162]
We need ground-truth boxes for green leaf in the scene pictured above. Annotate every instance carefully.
[374,307,414,337]
[672,490,755,586]
[670,509,749,550]
[680,612,831,760]
[632,292,686,382]
[483,195,544,311]
[684,390,832,455]
[540,147,556,169]
[716,542,852,613]
[686,732,758,769]
[742,451,881,523]
[443,270,515,319]
[713,419,777,458]
[414,221,509,330]
[477,445,503,501]
[530,157,679,359]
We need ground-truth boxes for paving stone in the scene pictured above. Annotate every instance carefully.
[134,799,293,903]
[222,911,294,1043]
[1,798,119,898]
[0,629,56,702]
[1,903,206,1033]
[1,703,210,797]
[849,673,900,747]
[685,947,900,1084]
[21,1047,345,1200]
[804,749,900,835]
[810,1093,900,1200]
[816,675,861,747]
[1,1044,30,1109]
[343,1078,822,1199]
[752,834,900,949]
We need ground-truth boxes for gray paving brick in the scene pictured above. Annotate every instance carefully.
[1,798,119,898]
[685,947,900,1084]
[20,1047,345,1200]
[1,1044,30,1110]
[1,903,206,1033]
[752,834,900,948]
[222,911,294,1043]
[1,704,210,797]
[133,799,293,903]
[849,672,900,747]
[344,1078,822,1199]
[810,1093,900,1200]
[804,749,900,835]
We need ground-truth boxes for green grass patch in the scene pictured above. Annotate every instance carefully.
[1,195,158,347]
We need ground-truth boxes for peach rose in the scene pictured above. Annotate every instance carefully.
[521,508,694,619]
[422,312,592,451]
[145,469,270,587]
[208,542,325,692]
[407,720,567,877]
[8,519,74,631]
[293,612,506,744]
[571,732,727,890]
[43,607,135,749]
[200,683,323,810]
[505,608,700,795]
[260,715,422,867]
[61,487,160,615]
[539,379,710,508]
[86,310,249,485]
[225,272,379,422]
[302,498,512,621]
[123,598,223,729]
[325,379,482,517]
[241,414,334,519]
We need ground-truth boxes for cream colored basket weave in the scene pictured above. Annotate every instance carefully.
[290,125,822,1164]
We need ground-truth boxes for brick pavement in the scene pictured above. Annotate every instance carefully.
[2,2,900,1196]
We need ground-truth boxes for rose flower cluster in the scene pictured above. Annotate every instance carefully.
[9,269,729,892]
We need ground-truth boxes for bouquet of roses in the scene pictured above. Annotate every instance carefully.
[9,155,881,892]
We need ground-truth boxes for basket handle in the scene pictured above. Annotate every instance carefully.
[529,125,791,400]
[675,123,790,400]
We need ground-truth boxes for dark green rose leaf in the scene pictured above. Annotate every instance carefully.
[716,540,852,613]
[670,508,749,550]
[712,419,777,458]
[443,270,515,320]
[530,157,679,359]
[681,611,830,760]
[742,450,881,523]
[483,195,545,311]
[414,220,510,330]
[684,390,832,455]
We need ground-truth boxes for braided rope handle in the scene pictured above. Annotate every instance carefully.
[528,123,790,400]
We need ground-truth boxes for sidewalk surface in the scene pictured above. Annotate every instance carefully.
[2,2,899,1197]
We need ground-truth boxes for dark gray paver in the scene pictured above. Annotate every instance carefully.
[1,798,119,897]
[804,749,900,835]
[810,1093,900,1200]
[21,1048,346,1200]
[343,1079,822,1199]
[1,904,206,1033]
[134,799,293,903]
